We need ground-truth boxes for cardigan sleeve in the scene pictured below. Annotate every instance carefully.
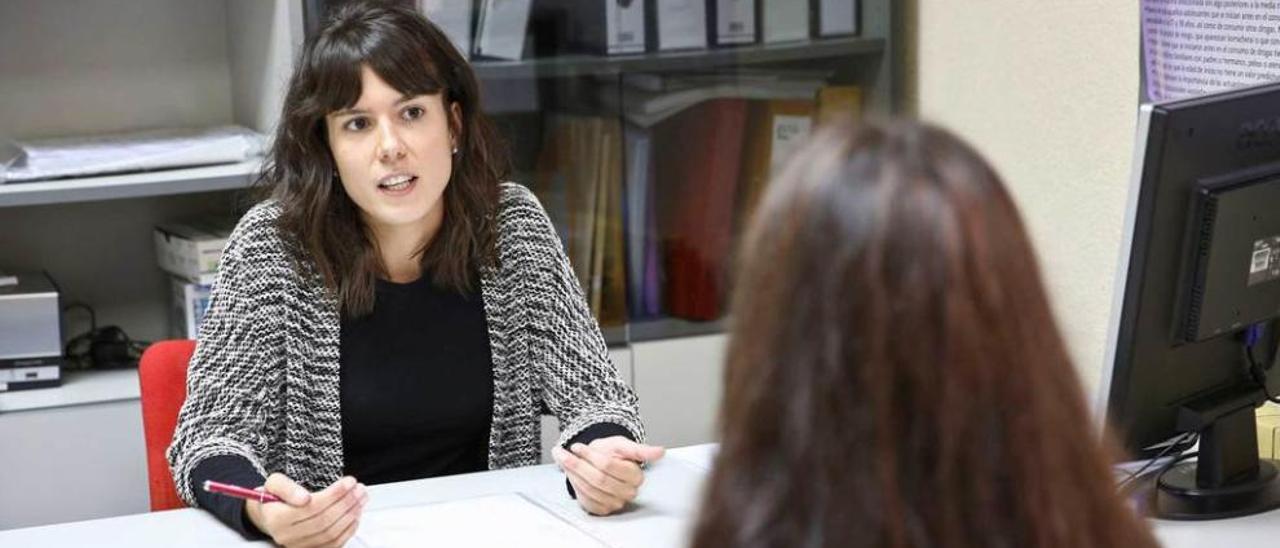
[499,183,647,446]
[166,203,289,507]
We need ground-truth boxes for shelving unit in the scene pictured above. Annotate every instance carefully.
[0,161,262,208]
[470,36,886,80]
[0,2,301,527]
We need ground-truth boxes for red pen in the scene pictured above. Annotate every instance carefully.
[203,480,283,504]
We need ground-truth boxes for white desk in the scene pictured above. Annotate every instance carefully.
[1153,507,1280,546]
[0,445,718,547]
[4,442,1263,547]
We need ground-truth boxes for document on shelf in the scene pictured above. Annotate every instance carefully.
[351,493,606,548]
[0,125,265,184]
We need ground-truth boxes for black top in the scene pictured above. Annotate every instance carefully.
[340,273,494,483]
[189,273,632,539]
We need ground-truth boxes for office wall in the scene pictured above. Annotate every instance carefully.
[0,0,233,140]
[913,2,1140,397]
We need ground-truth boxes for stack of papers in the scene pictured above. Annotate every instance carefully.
[0,125,265,184]
[598,72,828,127]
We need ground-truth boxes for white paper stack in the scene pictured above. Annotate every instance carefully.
[0,125,265,184]
[600,73,826,127]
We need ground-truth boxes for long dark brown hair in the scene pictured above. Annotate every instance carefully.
[260,1,508,317]
[690,121,1157,548]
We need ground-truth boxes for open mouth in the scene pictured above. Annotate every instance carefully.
[377,174,418,194]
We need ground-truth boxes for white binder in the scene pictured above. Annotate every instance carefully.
[607,0,647,54]
[713,0,756,45]
[475,0,533,60]
[648,0,708,51]
[762,0,809,43]
[818,0,858,37]
[419,0,475,58]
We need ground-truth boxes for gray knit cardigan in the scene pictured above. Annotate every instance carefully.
[168,182,644,506]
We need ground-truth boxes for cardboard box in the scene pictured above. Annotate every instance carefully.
[170,276,212,340]
[154,218,233,283]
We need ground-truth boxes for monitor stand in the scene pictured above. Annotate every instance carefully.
[1156,388,1280,520]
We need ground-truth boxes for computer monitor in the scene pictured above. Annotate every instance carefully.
[1101,81,1280,520]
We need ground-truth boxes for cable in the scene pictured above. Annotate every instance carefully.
[1245,323,1280,404]
[61,302,149,370]
[63,301,97,334]
[1118,430,1199,491]
[63,302,98,371]
[1117,324,1276,494]
[1146,449,1200,490]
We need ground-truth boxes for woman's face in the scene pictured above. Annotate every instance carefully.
[325,65,459,236]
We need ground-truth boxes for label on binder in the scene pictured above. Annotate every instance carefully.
[716,0,756,44]
[770,115,813,173]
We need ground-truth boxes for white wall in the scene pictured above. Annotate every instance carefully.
[913,2,1140,396]
[0,0,233,140]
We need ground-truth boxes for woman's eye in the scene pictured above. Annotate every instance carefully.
[403,106,425,120]
[343,117,369,132]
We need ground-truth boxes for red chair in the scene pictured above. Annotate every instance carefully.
[138,339,196,511]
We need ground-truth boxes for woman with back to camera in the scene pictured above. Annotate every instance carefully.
[167,3,662,546]
[690,120,1158,548]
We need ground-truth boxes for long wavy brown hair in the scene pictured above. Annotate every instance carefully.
[259,1,508,317]
[690,121,1157,548]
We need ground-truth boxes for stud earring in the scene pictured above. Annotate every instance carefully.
[452,146,459,155]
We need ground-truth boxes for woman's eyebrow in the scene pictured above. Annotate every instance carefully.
[329,107,366,118]
[331,95,422,118]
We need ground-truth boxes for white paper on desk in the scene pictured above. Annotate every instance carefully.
[352,493,606,548]
[524,460,709,548]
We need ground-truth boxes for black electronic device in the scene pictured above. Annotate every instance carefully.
[1181,174,1280,342]
[1101,81,1280,520]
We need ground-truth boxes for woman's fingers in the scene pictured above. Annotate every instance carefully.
[551,445,572,470]
[296,478,363,534]
[560,451,628,514]
[571,443,643,488]
[565,468,622,515]
[330,514,364,548]
[269,476,360,546]
[296,487,367,547]
[593,436,667,464]
[264,472,313,506]
[563,447,631,497]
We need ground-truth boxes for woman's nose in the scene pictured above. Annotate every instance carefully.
[376,124,406,162]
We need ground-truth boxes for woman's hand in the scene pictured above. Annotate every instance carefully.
[244,473,368,548]
[552,436,666,516]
